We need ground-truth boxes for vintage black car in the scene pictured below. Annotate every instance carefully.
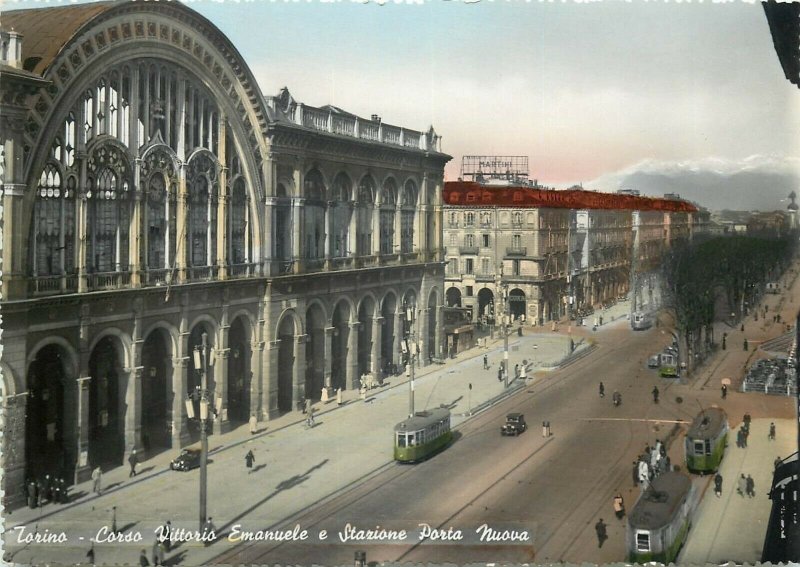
[170,448,201,471]
[501,413,527,436]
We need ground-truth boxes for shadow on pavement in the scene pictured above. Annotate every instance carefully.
[217,459,330,536]
[118,521,139,533]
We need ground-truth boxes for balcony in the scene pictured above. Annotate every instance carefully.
[87,271,131,291]
[28,274,79,296]
[459,246,479,255]
[329,256,355,270]
[505,247,527,256]
[145,268,172,286]
[187,266,217,281]
[228,263,258,279]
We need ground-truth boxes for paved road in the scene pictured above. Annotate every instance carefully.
[213,320,702,564]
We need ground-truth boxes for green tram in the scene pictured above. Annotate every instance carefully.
[394,407,452,462]
[684,407,728,473]
[626,472,699,563]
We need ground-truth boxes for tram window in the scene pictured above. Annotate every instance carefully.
[705,439,712,455]
[408,433,416,446]
[693,440,704,455]
[397,433,406,448]
[636,531,650,552]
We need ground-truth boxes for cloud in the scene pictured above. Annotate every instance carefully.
[586,155,800,211]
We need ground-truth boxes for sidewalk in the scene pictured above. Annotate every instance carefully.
[680,418,793,564]
[3,328,587,566]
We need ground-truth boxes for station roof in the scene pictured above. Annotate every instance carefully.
[2,2,116,76]
[629,472,692,531]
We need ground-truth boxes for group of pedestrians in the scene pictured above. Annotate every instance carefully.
[737,473,757,498]
[23,473,69,508]
[633,440,669,489]
[736,414,752,448]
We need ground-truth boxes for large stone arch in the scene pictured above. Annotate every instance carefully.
[276,310,300,413]
[88,333,129,467]
[380,290,399,371]
[305,301,327,400]
[330,299,352,391]
[141,326,174,455]
[227,314,253,424]
[17,1,269,282]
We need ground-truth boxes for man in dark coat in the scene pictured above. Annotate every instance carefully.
[27,479,37,509]
[746,475,755,498]
[595,518,607,548]
[128,449,139,478]
[139,549,150,567]
[245,450,255,473]
[714,473,723,497]
[652,386,660,404]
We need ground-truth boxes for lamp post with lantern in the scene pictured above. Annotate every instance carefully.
[404,302,416,417]
[185,331,218,531]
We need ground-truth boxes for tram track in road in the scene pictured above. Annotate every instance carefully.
[213,328,654,564]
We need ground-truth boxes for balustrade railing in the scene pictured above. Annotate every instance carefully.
[87,271,130,291]
[228,263,257,278]
[331,115,355,136]
[359,122,380,141]
[302,107,329,130]
[188,266,216,280]
[146,268,172,286]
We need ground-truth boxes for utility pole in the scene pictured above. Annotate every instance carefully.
[499,265,509,388]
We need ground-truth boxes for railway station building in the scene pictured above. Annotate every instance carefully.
[0,0,449,505]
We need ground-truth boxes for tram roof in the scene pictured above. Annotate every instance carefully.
[687,406,727,440]
[629,472,692,531]
[394,407,450,432]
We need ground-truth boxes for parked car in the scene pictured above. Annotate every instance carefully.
[170,448,202,471]
[501,413,527,436]
[648,355,661,368]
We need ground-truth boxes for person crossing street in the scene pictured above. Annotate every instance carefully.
[245,449,255,473]
[652,386,660,404]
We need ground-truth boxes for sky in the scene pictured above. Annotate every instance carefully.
[8,0,800,210]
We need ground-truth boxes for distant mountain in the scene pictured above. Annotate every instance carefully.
[587,157,800,211]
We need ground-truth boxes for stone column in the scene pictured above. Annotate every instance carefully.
[393,309,403,367]
[371,316,383,377]
[213,347,229,435]
[323,326,334,398]
[216,113,228,279]
[170,356,190,448]
[291,198,304,271]
[293,334,307,410]
[124,366,144,455]
[347,322,361,389]
[130,159,143,287]
[372,204,381,256]
[250,338,263,418]
[265,340,280,420]
[176,164,188,282]
[324,202,332,263]
[74,375,92,484]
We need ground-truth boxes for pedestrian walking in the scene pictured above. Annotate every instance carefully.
[497,367,503,382]
[139,549,150,567]
[744,413,752,427]
[27,478,37,509]
[43,474,52,502]
[721,384,728,399]
[743,338,748,351]
[151,540,164,566]
[128,449,139,477]
[110,505,118,534]
[599,382,605,398]
[162,521,172,552]
[736,428,743,449]
[595,518,607,548]
[86,543,95,566]
[737,474,747,497]
[714,473,723,497]
[304,397,311,415]
[91,467,103,495]
[245,449,255,473]
[542,421,548,438]
[652,386,660,404]
[520,363,527,380]
[613,494,625,519]
[336,388,343,406]
[746,474,755,498]
[546,421,551,437]
[483,354,489,370]
[249,413,258,435]
[514,364,520,379]
[769,422,776,441]
[742,427,749,448]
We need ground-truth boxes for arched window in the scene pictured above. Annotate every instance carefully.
[401,180,417,254]
[86,144,131,277]
[303,169,326,260]
[356,175,375,256]
[33,163,75,279]
[230,178,249,265]
[330,173,352,257]
[379,178,397,255]
[187,152,218,272]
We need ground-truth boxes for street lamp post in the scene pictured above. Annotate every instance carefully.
[405,304,416,417]
[188,331,216,532]
[496,267,509,388]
